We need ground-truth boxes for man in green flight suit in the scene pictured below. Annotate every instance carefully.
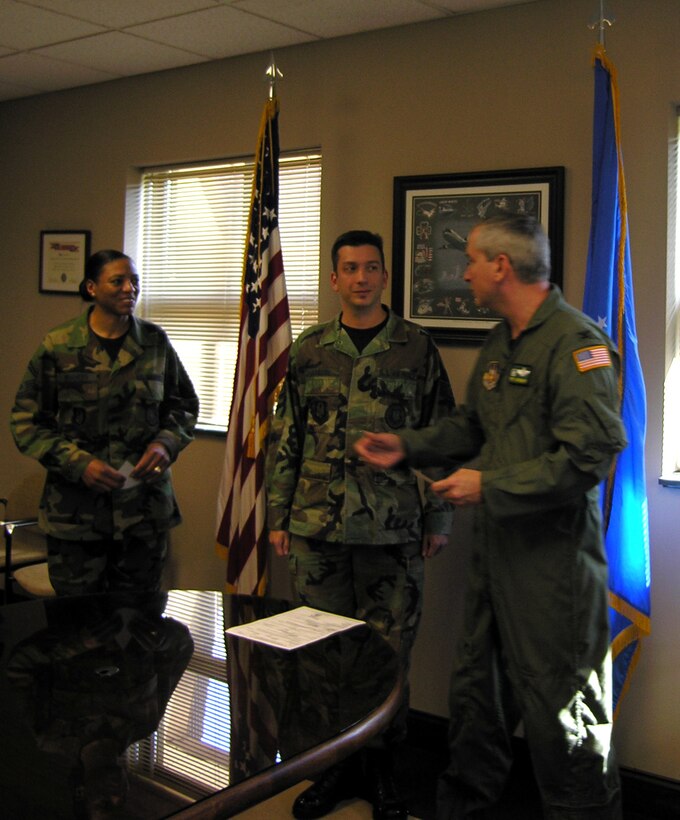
[266,229,455,819]
[355,215,626,819]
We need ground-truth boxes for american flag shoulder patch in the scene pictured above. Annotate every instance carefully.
[573,345,612,372]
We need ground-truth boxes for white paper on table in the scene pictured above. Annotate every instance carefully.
[225,606,364,650]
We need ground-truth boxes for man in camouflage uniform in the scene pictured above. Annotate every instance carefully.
[356,215,626,819]
[10,249,198,596]
[266,230,455,819]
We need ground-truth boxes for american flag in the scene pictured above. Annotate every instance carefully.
[573,345,612,372]
[216,97,292,595]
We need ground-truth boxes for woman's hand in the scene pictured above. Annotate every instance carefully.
[132,442,171,482]
[82,459,125,493]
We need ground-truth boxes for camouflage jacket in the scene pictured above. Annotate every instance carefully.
[10,309,198,540]
[266,308,455,544]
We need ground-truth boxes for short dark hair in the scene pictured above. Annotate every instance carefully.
[331,230,385,270]
[79,249,133,301]
[473,214,550,284]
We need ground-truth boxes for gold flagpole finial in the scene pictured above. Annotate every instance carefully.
[587,0,615,48]
[265,52,283,99]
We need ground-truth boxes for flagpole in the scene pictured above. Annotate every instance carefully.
[265,52,283,100]
[583,10,651,717]
[588,0,615,47]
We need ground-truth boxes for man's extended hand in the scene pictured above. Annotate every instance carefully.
[431,468,482,506]
[354,431,405,469]
[422,533,448,558]
[269,529,291,556]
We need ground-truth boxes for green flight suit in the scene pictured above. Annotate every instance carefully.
[10,309,198,592]
[266,307,455,742]
[400,286,627,819]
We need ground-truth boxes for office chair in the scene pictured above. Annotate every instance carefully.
[1,497,52,602]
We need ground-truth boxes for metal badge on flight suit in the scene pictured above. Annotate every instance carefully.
[482,362,501,391]
[508,364,532,386]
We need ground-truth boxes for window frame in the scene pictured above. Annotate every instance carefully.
[661,107,680,485]
[125,150,321,434]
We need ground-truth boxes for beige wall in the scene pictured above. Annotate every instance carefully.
[2,0,679,781]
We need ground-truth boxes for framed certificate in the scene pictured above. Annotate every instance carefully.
[39,230,91,294]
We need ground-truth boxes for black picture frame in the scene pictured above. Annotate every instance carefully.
[39,230,91,294]
[392,167,565,343]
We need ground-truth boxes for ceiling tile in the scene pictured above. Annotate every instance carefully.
[36,31,210,76]
[233,0,446,38]
[127,6,315,60]
[0,0,537,102]
[0,51,118,90]
[0,0,105,49]
[15,0,222,28]
[430,0,539,12]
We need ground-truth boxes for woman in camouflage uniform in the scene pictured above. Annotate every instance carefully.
[10,250,198,595]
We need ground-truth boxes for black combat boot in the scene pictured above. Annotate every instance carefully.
[292,754,362,819]
[365,747,407,820]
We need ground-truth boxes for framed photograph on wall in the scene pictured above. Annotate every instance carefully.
[39,230,91,294]
[392,167,564,342]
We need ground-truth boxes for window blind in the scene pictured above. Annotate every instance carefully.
[134,152,321,432]
[126,591,231,797]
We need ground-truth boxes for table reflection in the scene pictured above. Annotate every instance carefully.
[0,591,400,819]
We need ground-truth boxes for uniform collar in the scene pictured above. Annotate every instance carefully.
[503,283,563,341]
[66,307,146,358]
[320,306,408,349]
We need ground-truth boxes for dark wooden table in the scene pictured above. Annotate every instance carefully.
[0,589,402,819]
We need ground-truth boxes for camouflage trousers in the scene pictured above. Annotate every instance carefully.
[288,536,425,744]
[46,533,168,596]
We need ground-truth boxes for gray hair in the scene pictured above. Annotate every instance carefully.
[473,214,550,284]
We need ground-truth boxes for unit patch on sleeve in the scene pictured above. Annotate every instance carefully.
[482,362,501,391]
[573,346,612,372]
[508,364,532,385]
